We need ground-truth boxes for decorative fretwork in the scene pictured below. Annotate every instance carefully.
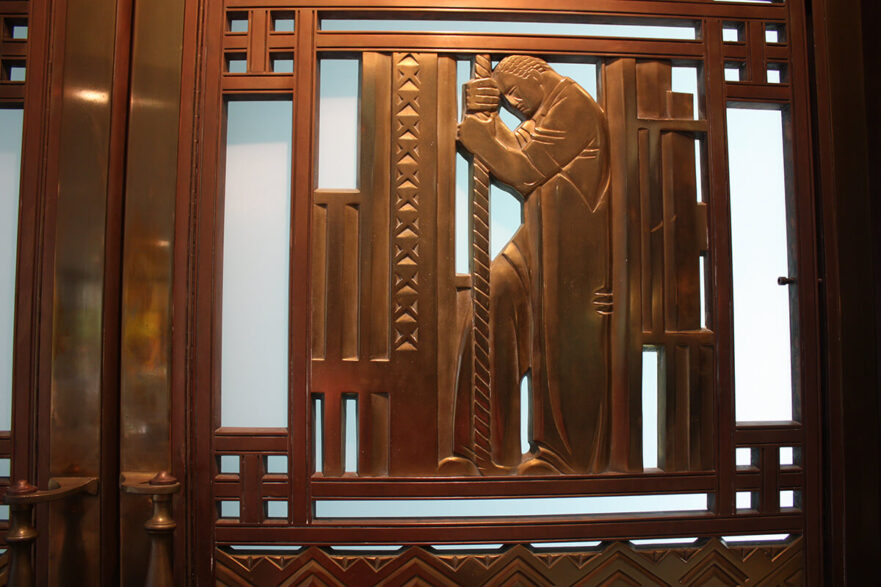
[0,7,27,101]
[221,6,295,91]
[391,52,422,352]
[216,538,804,586]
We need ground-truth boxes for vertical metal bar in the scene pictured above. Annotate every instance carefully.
[291,7,317,524]
[469,54,493,473]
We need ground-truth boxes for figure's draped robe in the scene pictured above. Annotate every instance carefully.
[475,78,612,473]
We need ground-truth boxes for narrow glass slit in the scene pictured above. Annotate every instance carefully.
[699,254,708,329]
[520,373,531,454]
[343,395,358,474]
[315,494,710,519]
[313,395,324,473]
[321,18,699,40]
[0,107,23,432]
[642,347,660,470]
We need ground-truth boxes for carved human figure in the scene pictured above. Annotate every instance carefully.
[458,56,612,474]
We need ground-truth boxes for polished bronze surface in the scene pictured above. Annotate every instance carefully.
[45,0,119,582]
[118,0,185,582]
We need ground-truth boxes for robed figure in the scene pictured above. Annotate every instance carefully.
[454,56,612,475]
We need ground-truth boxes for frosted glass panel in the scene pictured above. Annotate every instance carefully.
[315,493,709,518]
[0,108,23,432]
[322,19,698,40]
[727,107,793,422]
[317,59,359,189]
[642,347,660,469]
[221,100,291,428]
[490,184,521,259]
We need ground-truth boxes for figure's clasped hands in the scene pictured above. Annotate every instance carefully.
[458,79,500,153]
[463,78,500,114]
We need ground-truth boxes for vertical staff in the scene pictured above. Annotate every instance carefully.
[468,55,493,472]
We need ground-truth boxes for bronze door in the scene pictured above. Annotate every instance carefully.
[5,0,873,584]
[187,2,821,585]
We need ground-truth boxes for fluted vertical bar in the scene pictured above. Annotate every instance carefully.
[470,54,493,472]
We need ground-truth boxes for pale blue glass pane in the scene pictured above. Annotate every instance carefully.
[736,491,753,509]
[322,19,697,40]
[12,25,28,40]
[456,59,470,120]
[496,103,521,132]
[219,455,240,474]
[227,56,246,74]
[455,153,470,275]
[724,67,741,82]
[344,396,357,473]
[315,494,709,518]
[490,183,521,259]
[727,107,793,422]
[722,26,740,42]
[266,500,288,518]
[520,375,530,454]
[0,457,9,477]
[699,254,707,328]
[220,501,240,518]
[642,348,659,469]
[672,66,699,119]
[631,537,697,546]
[767,69,782,84]
[9,66,25,82]
[736,447,754,466]
[0,505,7,521]
[0,108,23,432]
[531,541,601,549]
[432,544,503,551]
[266,454,287,474]
[221,100,291,428]
[272,56,294,74]
[722,534,790,543]
[228,15,248,33]
[549,62,598,101]
[318,59,359,189]
[229,544,302,552]
[313,397,323,473]
[779,490,794,508]
[272,14,295,33]
[329,545,402,551]
[779,446,794,466]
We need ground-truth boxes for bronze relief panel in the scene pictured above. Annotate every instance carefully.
[310,53,711,478]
